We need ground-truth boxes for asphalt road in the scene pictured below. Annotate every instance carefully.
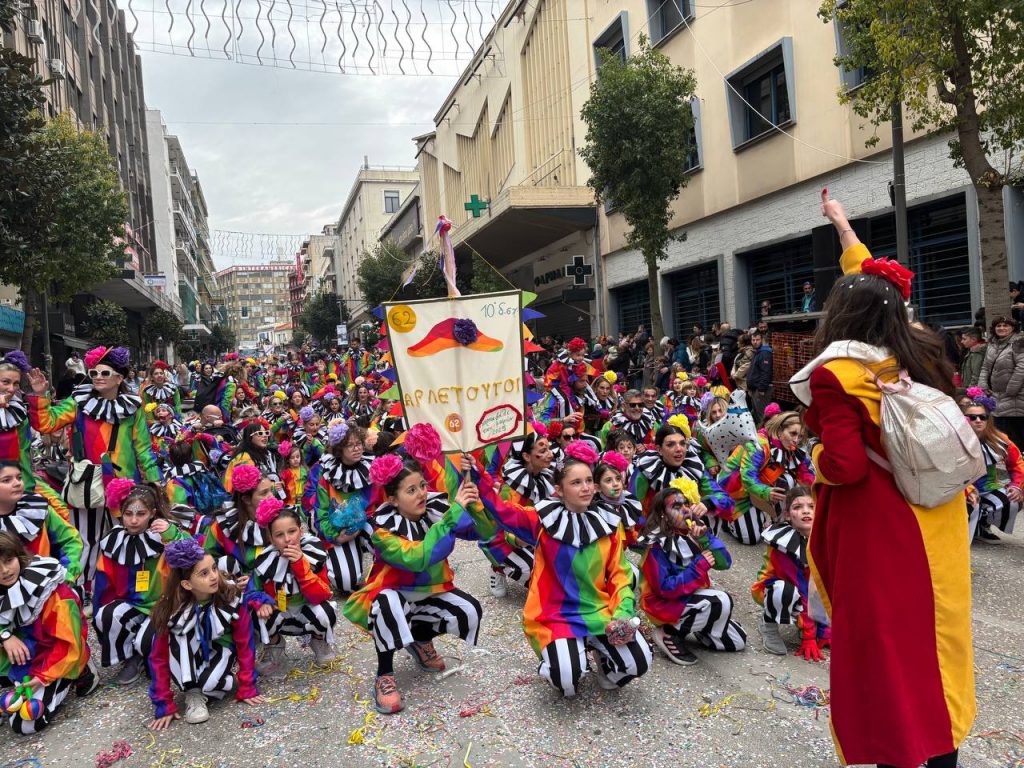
[2,530,1021,768]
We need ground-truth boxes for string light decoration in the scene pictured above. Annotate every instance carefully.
[121,0,505,75]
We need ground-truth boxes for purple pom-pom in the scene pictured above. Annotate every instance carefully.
[164,538,206,571]
[1,350,30,373]
[299,405,315,422]
[328,422,349,446]
[453,318,479,346]
[107,347,130,369]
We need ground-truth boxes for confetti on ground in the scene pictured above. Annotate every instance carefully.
[94,740,132,768]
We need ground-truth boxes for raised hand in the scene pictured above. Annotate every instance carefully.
[27,368,49,395]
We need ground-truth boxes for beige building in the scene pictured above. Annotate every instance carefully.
[214,263,293,353]
[334,163,419,329]
[413,0,1023,341]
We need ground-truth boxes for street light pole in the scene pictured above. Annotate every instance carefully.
[891,99,910,266]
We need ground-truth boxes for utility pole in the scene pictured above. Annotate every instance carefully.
[891,99,910,266]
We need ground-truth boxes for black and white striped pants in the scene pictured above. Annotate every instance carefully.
[538,633,652,698]
[325,539,365,595]
[725,507,766,546]
[979,489,1020,534]
[497,546,534,586]
[670,589,747,651]
[93,601,149,666]
[6,678,72,735]
[71,506,112,585]
[136,625,236,699]
[257,601,337,645]
[760,581,803,625]
[368,588,482,653]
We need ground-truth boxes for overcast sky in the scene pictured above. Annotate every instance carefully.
[134,0,499,268]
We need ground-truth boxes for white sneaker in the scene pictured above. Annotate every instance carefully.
[309,636,337,667]
[184,690,209,724]
[489,571,508,598]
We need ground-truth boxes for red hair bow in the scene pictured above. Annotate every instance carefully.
[860,258,914,301]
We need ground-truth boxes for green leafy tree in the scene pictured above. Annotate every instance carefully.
[820,0,1024,317]
[300,292,342,345]
[356,241,416,311]
[470,253,511,295]
[175,341,197,363]
[85,300,129,346]
[580,36,697,341]
[290,329,308,349]
[1,114,127,349]
[210,323,236,354]
[143,308,184,348]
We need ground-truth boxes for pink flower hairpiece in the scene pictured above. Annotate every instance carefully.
[255,497,285,528]
[106,478,136,510]
[763,402,782,419]
[564,440,599,466]
[694,376,708,389]
[369,454,404,486]
[403,422,442,465]
[231,464,262,494]
[601,450,630,473]
[277,440,293,458]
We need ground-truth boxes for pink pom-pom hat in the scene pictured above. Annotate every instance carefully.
[105,478,136,510]
[255,497,285,528]
[600,450,630,474]
[369,453,405,487]
[564,440,599,466]
[231,464,262,494]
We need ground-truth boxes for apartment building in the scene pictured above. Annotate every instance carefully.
[413,0,1024,341]
[145,109,220,350]
[335,163,419,330]
[4,0,178,361]
[214,263,293,353]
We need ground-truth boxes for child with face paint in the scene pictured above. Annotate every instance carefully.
[640,478,746,666]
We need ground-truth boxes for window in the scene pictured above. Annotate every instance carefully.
[866,195,971,326]
[725,38,796,149]
[647,0,692,46]
[684,97,703,172]
[833,10,871,90]
[593,12,628,65]
[613,282,652,336]
[671,262,719,339]
[746,236,815,317]
[384,190,401,214]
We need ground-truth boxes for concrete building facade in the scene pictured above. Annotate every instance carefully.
[334,164,419,329]
[408,0,1023,343]
[214,263,293,354]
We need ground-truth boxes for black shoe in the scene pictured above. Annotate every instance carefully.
[75,659,100,698]
[978,525,1000,541]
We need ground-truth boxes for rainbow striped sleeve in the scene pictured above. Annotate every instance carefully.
[640,545,711,600]
[231,605,260,701]
[46,509,83,582]
[27,394,78,434]
[476,473,539,545]
[130,408,163,483]
[147,632,178,718]
[29,584,88,684]
[371,507,462,572]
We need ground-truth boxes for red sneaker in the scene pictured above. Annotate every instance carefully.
[406,641,446,673]
[373,674,403,714]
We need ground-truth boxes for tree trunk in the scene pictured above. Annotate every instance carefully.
[645,254,665,343]
[20,290,37,354]
[945,11,1008,320]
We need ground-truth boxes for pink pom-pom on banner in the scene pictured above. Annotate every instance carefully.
[231,464,262,494]
[601,450,630,473]
[277,440,293,458]
[763,402,782,419]
[403,422,442,465]
[105,478,136,510]
[255,497,285,528]
[369,454,405,487]
[564,440,599,466]
[84,346,108,370]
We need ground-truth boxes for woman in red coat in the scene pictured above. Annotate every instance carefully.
[787,191,974,768]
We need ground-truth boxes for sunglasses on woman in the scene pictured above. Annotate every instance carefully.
[88,369,117,379]
[965,414,987,422]
[252,429,271,438]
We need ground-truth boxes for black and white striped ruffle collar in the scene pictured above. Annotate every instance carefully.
[648,530,703,567]
[0,493,49,542]
[768,441,808,471]
[143,383,179,401]
[217,502,268,548]
[293,427,328,447]
[761,522,807,563]
[151,421,182,439]
[0,396,28,430]
[71,384,141,423]
[372,492,449,541]
[502,455,555,504]
[634,444,704,490]
[98,525,165,566]
[0,556,66,628]
[611,410,656,443]
[595,494,644,529]
[346,401,374,417]
[253,534,327,593]
[535,499,620,548]
[168,462,206,479]
[319,454,372,493]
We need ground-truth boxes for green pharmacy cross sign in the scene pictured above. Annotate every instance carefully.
[464,194,489,218]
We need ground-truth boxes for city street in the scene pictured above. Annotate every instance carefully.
[2,532,1021,768]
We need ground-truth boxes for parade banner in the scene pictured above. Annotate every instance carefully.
[384,290,526,453]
